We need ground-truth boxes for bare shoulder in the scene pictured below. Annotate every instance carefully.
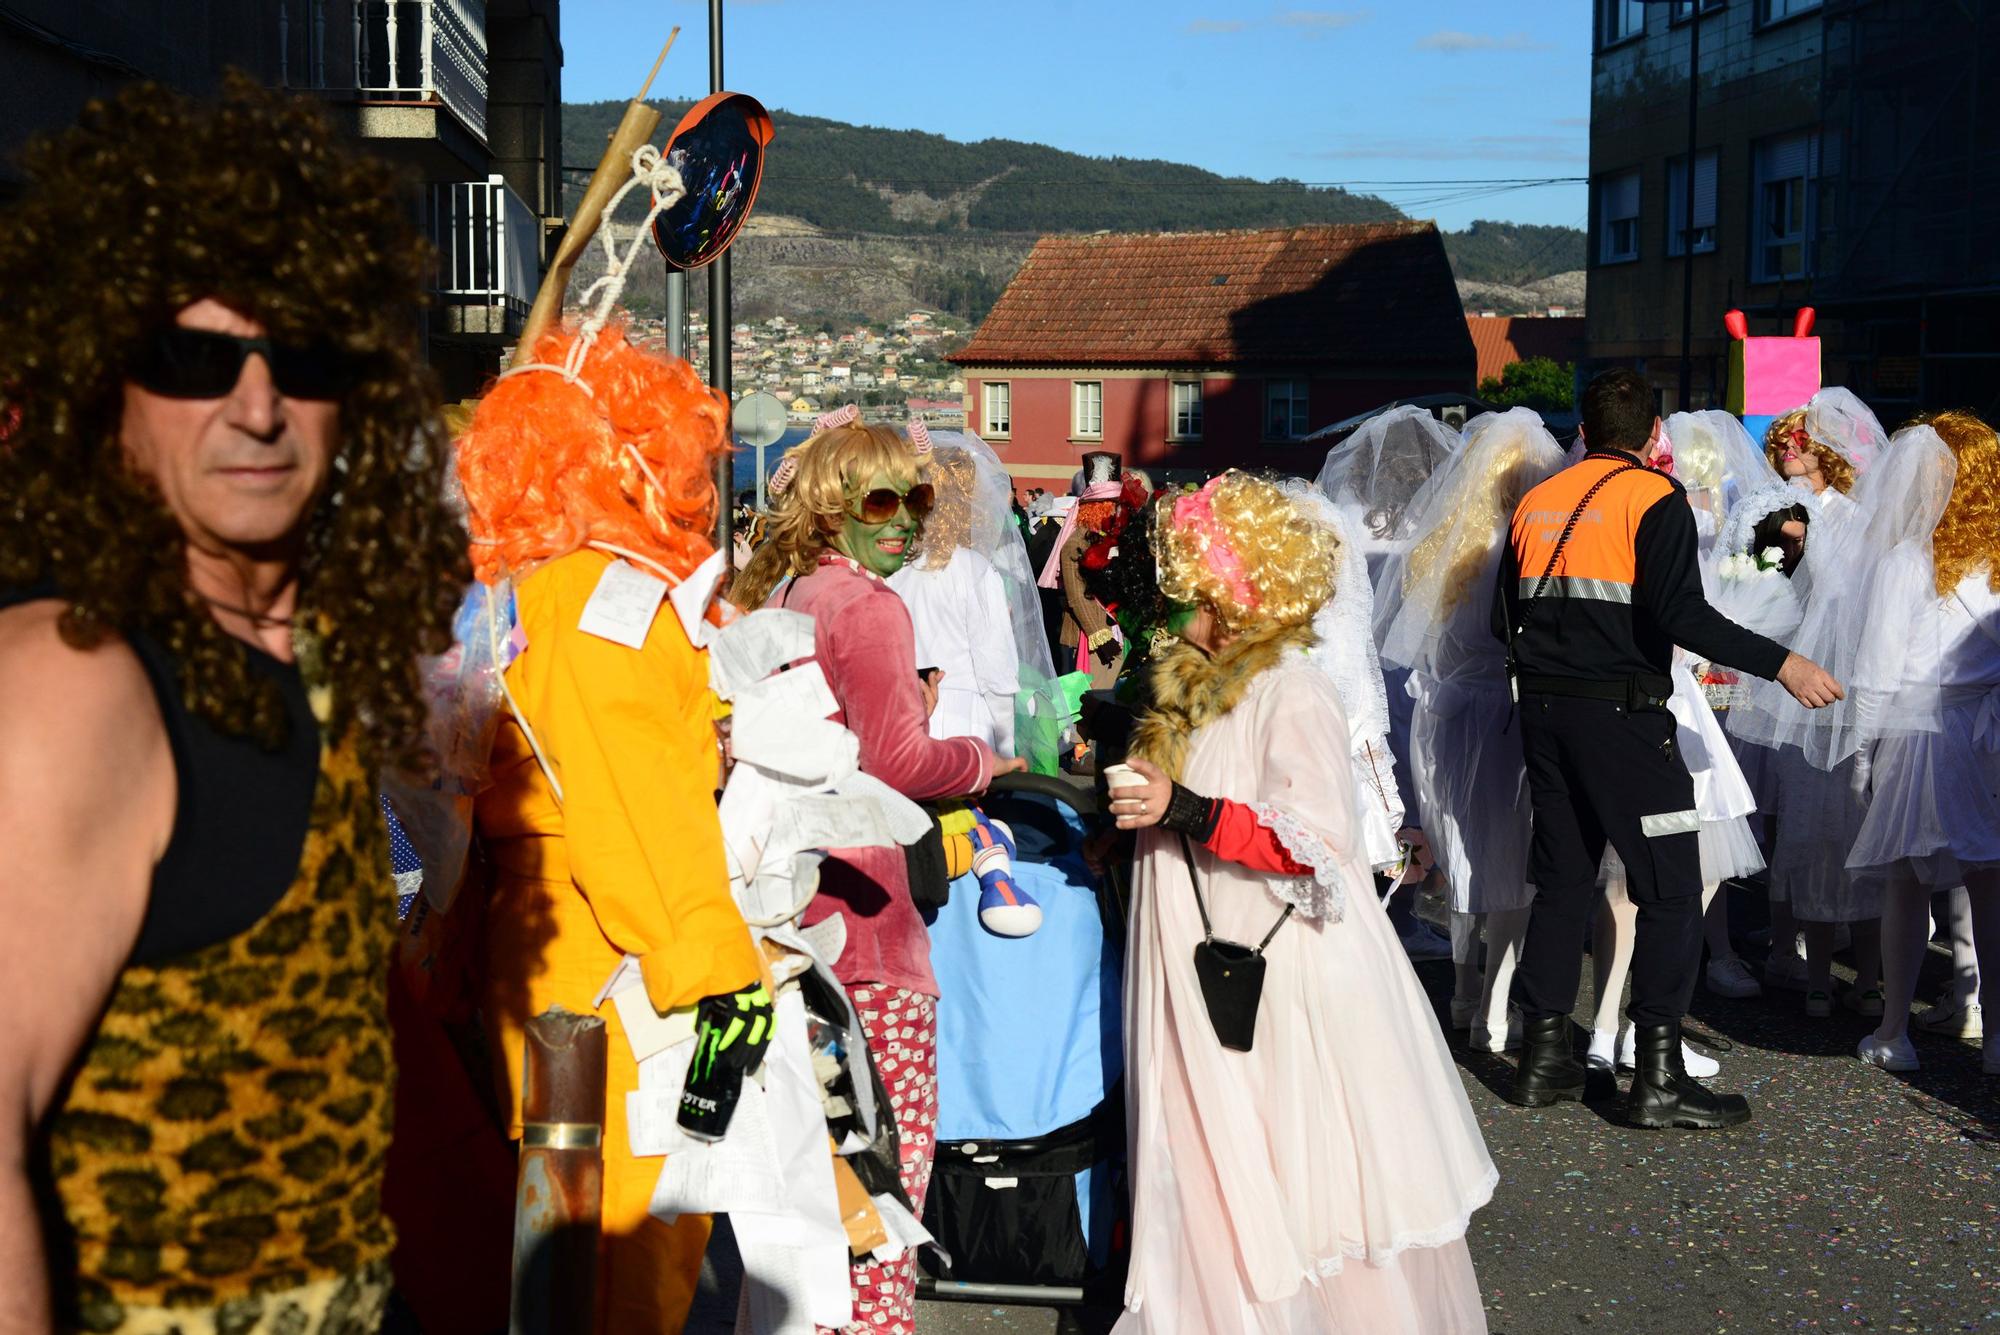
[0,599,164,760]
[0,600,170,1120]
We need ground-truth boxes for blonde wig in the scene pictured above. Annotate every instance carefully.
[916,445,978,570]
[1153,470,1339,634]
[733,423,925,608]
[1765,408,1857,495]
[1404,433,1550,615]
[1921,409,2000,596]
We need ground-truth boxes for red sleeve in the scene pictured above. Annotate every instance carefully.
[825,584,994,800]
[1202,799,1312,875]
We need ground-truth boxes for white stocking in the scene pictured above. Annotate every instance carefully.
[1592,863,1638,1038]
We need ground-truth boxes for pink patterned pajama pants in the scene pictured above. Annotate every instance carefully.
[819,984,939,1335]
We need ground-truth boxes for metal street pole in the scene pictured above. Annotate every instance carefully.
[1679,6,1700,411]
[709,0,734,555]
[666,271,686,360]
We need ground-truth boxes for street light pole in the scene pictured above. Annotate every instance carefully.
[709,0,734,556]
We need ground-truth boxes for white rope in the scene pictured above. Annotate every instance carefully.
[498,144,688,396]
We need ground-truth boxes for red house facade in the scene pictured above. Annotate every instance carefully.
[949,222,1474,492]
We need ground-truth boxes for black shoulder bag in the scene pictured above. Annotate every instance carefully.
[1179,833,1293,1052]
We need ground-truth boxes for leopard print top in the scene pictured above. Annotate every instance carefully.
[42,734,398,1335]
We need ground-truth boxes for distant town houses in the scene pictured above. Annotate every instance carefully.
[624,309,971,423]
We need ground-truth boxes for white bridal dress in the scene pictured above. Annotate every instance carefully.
[1117,655,1496,1335]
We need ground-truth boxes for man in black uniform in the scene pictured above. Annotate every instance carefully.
[1493,369,1842,1129]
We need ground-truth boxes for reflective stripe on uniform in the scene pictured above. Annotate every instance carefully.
[1517,575,1634,604]
[1639,809,1700,838]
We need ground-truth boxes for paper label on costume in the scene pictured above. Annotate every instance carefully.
[829,770,936,845]
[709,608,817,700]
[595,954,698,1064]
[866,1193,936,1264]
[613,987,700,1065]
[774,793,907,854]
[797,912,847,968]
[736,714,857,784]
[578,559,668,650]
[670,548,729,650]
[735,659,839,726]
[592,953,645,1010]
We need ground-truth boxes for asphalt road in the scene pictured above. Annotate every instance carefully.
[692,899,1998,1334]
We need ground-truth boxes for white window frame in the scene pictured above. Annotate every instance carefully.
[1264,379,1310,441]
[1666,150,1719,256]
[1170,380,1204,441]
[1757,0,1819,25]
[1072,380,1103,439]
[982,381,1012,438]
[1599,0,1645,46]
[1752,131,1820,283]
[1597,169,1641,264]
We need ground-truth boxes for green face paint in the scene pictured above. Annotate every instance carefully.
[1165,601,1200,639]
[832,468,920,577]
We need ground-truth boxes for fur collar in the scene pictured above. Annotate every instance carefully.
[1130,621,1317,781]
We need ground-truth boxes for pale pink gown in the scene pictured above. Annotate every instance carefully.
[1118,658,1497,1335]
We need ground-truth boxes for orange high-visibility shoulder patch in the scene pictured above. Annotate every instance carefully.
[1511,456,1674,589]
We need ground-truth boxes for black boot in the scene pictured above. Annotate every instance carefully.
[1624,1022,1752,1130]
[1504,1014,1586,1107]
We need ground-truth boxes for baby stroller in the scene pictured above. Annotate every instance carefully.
[919,772,1130,1309]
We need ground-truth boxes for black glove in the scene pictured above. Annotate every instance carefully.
[1092,638,1119,668]
[1156,783,1221,842]
[678,981,775,1141]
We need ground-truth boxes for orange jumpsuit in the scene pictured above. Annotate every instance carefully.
[476,548,762,1334]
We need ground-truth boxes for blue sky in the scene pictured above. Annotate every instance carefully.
[559,1,1591,231]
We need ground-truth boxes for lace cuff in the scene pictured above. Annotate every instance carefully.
[1249,803,1346,922]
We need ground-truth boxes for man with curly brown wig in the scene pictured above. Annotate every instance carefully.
[0,75,463,1334]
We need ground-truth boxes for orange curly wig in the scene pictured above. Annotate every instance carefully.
[456,322,729,585]
[1922,409,2000,597]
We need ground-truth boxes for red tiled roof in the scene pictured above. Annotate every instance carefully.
[1466,315,1586,385]
[950,222,1472,370]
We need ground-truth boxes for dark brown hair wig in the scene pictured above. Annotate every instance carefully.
[0,72,467,772]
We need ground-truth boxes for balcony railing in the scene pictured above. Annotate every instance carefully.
[430,175,538,334]
[354,0,488,144]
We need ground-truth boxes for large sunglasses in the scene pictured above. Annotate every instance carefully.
[847,483,934,526]
[132,327,358,401]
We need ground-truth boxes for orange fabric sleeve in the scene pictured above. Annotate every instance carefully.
[508,551,762,1014]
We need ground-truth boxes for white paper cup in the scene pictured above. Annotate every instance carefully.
[1102,763,1146,790]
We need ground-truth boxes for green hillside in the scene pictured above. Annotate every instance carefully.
[564,98,1401,236]
[560,102,1584,320]
[1444,219,1587,286]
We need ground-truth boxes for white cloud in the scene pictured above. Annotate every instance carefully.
[1415,29,1551,52]
[1275,9,1370,29]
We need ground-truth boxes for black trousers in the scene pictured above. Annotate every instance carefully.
[1511,693,1706,1028]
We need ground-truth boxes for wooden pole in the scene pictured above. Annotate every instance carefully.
[509,1007,607,1335]
[510,29,679,366]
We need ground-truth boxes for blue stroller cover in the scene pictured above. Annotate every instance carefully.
[929,792,1123,1143]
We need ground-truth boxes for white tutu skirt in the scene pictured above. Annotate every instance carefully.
[1849,687,2000,887]
[1605,663,1767,893]
[1407,675,1533,915]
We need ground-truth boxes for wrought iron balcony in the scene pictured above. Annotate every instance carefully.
[429,175,539,337]
[353,0,488,144]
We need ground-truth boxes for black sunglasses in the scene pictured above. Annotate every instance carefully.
[131,327,358,401]
[847,483,934,526]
